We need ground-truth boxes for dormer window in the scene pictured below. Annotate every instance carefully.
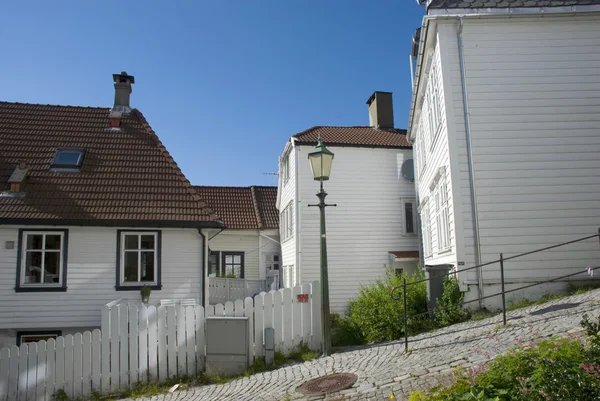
[52,148,85,171]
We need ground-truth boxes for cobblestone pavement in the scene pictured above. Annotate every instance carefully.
[129,289,600,401]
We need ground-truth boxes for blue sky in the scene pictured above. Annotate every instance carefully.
[0,1,425,186]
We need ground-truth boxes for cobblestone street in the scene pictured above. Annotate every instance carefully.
[129,289,600,401]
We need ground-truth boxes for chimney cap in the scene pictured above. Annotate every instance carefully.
[113,71,135,84]
[366,91,393,105]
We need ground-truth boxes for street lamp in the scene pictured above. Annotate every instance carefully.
[307,135,335,357]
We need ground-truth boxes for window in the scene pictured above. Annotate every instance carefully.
[435,176,451,252]
[280,202,294,242]
[222,252,244,278]
[17,331,61,346]
[282,152,290,184]
[402,198,417,236]
[16,229,68,292]
[208,251,220,277]
[52,148,85,170]
[116,230,161,290]
[421,201,433,257]
[265,254,280,271]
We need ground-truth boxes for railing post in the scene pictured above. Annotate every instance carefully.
[403,278,408,353]
[500,253,507,326]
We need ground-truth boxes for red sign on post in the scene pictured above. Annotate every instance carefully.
[297,294,309,303]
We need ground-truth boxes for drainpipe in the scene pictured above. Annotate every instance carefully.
[198,229,208,308]
[457,17,484,307]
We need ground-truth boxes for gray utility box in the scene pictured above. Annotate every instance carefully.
[205,316,249,376]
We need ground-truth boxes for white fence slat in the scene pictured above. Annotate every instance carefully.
[292,285,302,347]
[147,306,158,381]
[194,306,205,371]
[234,299,244,317]
[176,306,187,376]
[254,294,264,357]
[311,281,322,351]
[8,346,19,400]
[244,297,254,366]
[224,301,234,317]
[205,305,215,318]
[282,288,293,354]
[185,306,195,376]
[0,347,10,401]
[301,283,312,346]
[54,338,65,393]
[63,335,74,399]
[100,306,111,394]
[91,330,101,393]
[27,342,37,401]
[157,306,168,381]
[35,341,46,401]
[17,343,28,401]
[72,334,83,399]
[129,305,139,386]
[263,292,273,353]
[215,303,224,317]
[166,306,177,379]
[82,333,92,398]
[46,339,56,399]
[137,307,149,382]
[109,305,120,392]
[273,290,283,352]
[118,305,129,389]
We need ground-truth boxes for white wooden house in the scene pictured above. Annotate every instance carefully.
[408,0,600,309]
[277,92,419,314]
[193,186,281,304]
[0,73,222,349]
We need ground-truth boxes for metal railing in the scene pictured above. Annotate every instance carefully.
[391,229,600,352]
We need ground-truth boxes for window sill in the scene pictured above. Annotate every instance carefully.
[437,246,452,255]
[15,286,67,293]
[115,284,162,291]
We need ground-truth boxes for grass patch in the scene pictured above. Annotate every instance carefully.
[470,310,497,321]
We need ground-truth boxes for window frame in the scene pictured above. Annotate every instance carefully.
[221,251,245,278]
[280,201,294,242]
[17,330,62,346]
[15,229,69,292]
[421,201,433,258]
[208,250,220,277]
[401,198,418,236]
[265,254,281,271]
[436,176,451,252]
[115,230,162,291]
[51,148,86,170]
[282,152,290,184]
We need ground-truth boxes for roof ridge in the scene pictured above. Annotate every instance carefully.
[132,109,220,223]
[250,186,264,229]
[0,101,109,110]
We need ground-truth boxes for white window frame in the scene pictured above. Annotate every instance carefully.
[265,254,281,271]
[436,176,451,252]
[119,231,159,287]
[282,152,290,184]
[18,230,67,289]
[421,200,433,258]
[280,201,294,242]
[402,198,418,236]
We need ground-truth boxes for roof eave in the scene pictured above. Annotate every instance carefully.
[0,218,224,229]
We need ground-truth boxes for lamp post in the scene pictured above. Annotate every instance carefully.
[307,135,335,357]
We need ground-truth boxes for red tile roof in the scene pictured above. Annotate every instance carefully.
[193,186,279,230]
[0,102,220,227]
[293,126,411,148]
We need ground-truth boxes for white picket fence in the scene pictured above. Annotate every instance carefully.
[208,277,268,305]
[0,282,321,401]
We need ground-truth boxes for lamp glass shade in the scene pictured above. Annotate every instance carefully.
[308,138,334,181]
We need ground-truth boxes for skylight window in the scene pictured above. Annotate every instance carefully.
[52,148,85,170]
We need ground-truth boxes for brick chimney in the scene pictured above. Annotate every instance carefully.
[366,91,394,129]
[8,160,28,193]
[112,71,135,113]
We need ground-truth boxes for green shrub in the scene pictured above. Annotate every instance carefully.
[434,275,470,327]
[331,313,365,346]
[343,269,429,343]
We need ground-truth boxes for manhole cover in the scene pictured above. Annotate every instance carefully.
[297,373,358,395]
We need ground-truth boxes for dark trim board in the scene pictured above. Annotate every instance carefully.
[115,230,163,291]
[0,219,223,229]
[15,228,69,293]
[221,251,245,278]
[16,330,62,346]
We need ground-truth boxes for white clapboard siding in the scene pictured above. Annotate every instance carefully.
[0,282,321,401]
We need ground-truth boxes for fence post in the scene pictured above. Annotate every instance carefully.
[500,253,507,326]
[403,278,408,353]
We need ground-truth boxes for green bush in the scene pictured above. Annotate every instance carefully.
[331,313,366,346]
[434,275,470,327]
[343,269,429,343]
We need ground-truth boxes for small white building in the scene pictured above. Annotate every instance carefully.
[0,72,222,349]
[193,186,281,304]
[408,0,600,309]
[277,92,420,314]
